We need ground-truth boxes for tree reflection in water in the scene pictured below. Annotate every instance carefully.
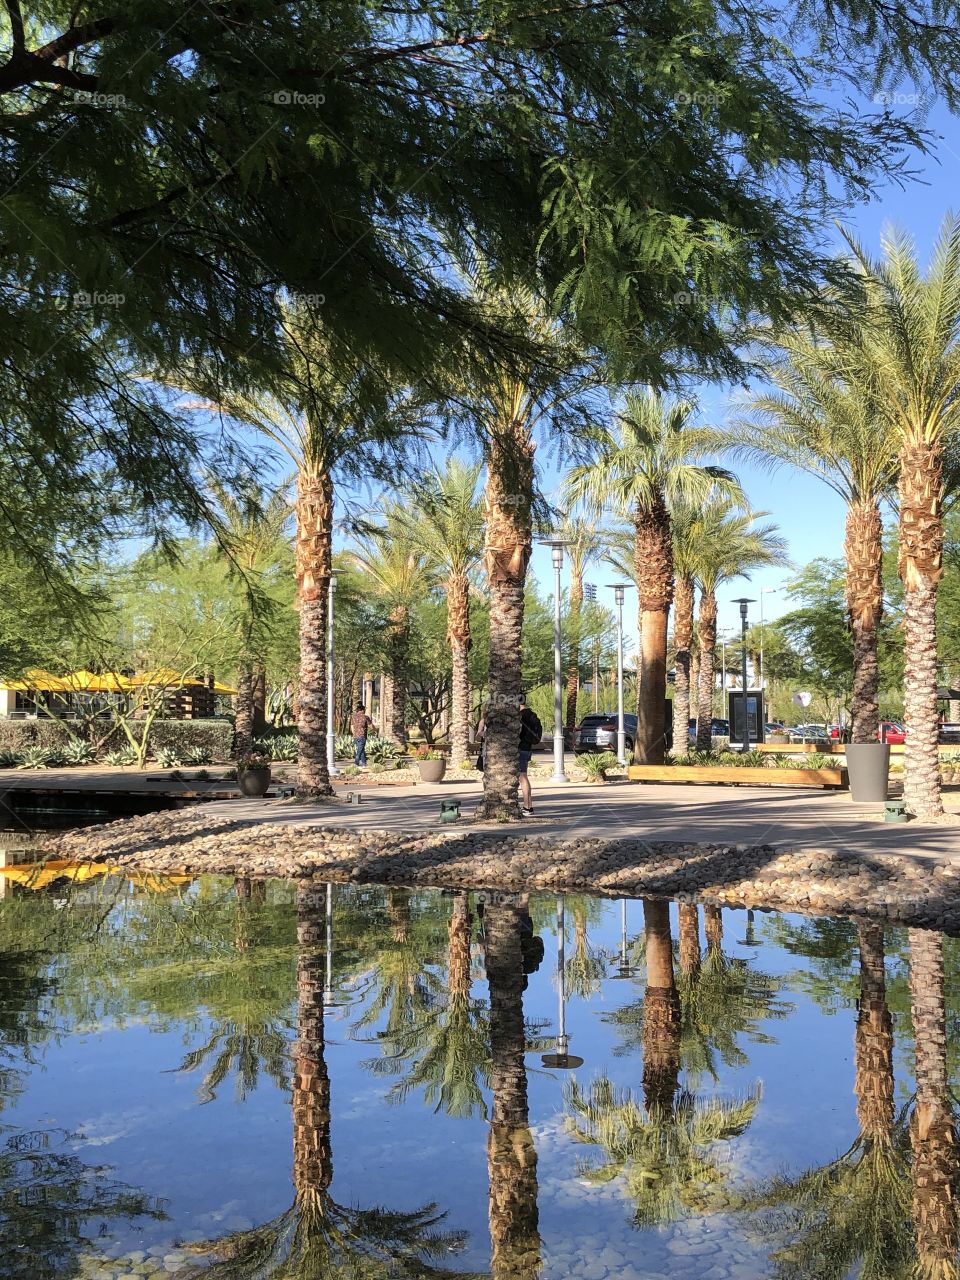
[183,882,479,1280]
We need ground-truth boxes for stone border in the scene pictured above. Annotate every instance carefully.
[28,805,960,934]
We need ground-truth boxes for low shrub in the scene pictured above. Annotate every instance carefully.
[577,751,618,780]
[149,719,233,762]
[0,720,73,751]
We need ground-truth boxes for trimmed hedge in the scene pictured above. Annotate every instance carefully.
[0,717,234,761]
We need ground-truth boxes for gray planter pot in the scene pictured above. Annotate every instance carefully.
[238,765,272,797]
[845,743,890,802]
[417,759,446,783]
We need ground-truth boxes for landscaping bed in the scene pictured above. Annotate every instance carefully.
[630,749,847,789]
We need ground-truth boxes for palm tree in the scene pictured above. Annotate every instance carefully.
[351,506,437,747]
[670,502,703,754]
[206,476,292,754]
[691,501,787,751]
[395,462,485,766]
[907,928,959,1279]
[172,304,421,796]
[842,222,960,817]
[566,392,739,763]
[557,513,604,733]
[727,326,898,742]
[484,899,542,1279]
[448,251,597,818]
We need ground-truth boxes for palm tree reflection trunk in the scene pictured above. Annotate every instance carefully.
[703,904,723,956]
[485,901,541,1280]
[448,893,472,997]
[295,882,333,1199]
[677,903,701,977]
[908,928,959,1278]
[642,900,681,1115]
[855,923,894,1141]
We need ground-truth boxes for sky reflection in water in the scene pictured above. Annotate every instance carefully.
[0,871,957,1280]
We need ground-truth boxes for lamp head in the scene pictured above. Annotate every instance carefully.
[539,537,572,571]
[732,596,755,622]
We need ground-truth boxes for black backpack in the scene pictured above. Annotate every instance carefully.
[519,708,542,750]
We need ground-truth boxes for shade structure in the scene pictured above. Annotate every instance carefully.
[4,668,73,692]
[0,859,193,891]
[63,669,133,693]
[936,685,960,701]
[126,668,236,696]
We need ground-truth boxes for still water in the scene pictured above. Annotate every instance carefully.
[0,871,956,1279]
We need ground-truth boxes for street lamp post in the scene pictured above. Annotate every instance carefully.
[759,587,776,697]
[540,538,571,783]
[541,898,584,1070]
[326,571,339,777]
[606,583,631,765]
[732,598,755,752]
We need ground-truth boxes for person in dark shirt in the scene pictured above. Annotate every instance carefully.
[350,703,374,766]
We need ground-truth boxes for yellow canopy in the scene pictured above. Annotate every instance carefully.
[4,668,73,692]
[0,859,193,891]
[63,669,133,693]
[126,668,235,695]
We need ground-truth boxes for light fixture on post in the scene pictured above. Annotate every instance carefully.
[539,537,572,783]
[732,598,755,752]
[759,587,776,702]
[326,570,339,777]
[609,899,638,979]
[606,583,632,766]
[541,898,584,1070]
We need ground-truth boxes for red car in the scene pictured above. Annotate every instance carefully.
[878,721,906,744]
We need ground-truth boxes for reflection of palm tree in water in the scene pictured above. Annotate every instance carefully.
[908,928,959,1280]
[567,901,760,1226]
[484,898,542,1280]
[741,921,913,1279]
[186,883,473,1278]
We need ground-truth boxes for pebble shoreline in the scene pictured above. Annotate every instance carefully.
[38,805,960,933]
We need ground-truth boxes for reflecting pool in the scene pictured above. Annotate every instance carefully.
[0,872,958,1279]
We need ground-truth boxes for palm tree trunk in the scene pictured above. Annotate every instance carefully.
[900,442,945,819]
[677,903,701,977]
[703,904,723,954]
[380,670,393,737]
[295,470,334,798]
[479,430,534,819]
[907,927,958,1274]
[672,574,695,756]
[642,899,680,1114]
[485,901,541,1279]
[448,893,472,996]
[855,923,893,1141]
[565,570,584,732]
[846,498,883,744]
[295,883,333,1198]
[634,496,673,765]
[696,589,718,752]
[386,606,410,746]
[252,662,268,738]
[448,574,473,768]
[234,661,255,756]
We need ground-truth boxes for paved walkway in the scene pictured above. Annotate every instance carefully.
[210,774,960,861]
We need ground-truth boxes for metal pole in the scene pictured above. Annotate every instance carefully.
[552,550,566,782]
[325,882,333,1004]
[557,898,567,1057]
[721,639,726,717]
[326,573,339,776]
[615,587,626,765]
[759,592,765,695]
[741,608,750,753]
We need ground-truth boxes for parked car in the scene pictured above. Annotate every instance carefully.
[939,722,960,744]
[687,717,730,741]
[878,720,906,744]
[574,713,638,753]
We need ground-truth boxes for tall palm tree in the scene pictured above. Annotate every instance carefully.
[484,899,542,1279]
[907,928,959,1279]
[448,250,598,818]
[842,222,960,817]
[351,507,437,747]
[566,393,739,763]
[692,501,787,751]
[206,476,292,754]
[172,306,422,796]
[727,326,898,743]
[556,513,604,733]
[396,462,485,766]
[670,502,703,754]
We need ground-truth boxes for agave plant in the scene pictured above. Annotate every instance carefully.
[0,748,21,767]
[103,747,138,767]
[269,734,299,761]
[154,746,182,768]
[62,738,95,766]
[367,736,399,763]
[576,751,619,781]
[185,745,213,765]
[17,746,54,769]
[335,733,354,760]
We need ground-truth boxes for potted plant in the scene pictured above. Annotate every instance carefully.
[413,745,446,783]
[236,750,272,797]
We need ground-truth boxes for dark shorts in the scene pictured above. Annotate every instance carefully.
[518,749,532,775]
